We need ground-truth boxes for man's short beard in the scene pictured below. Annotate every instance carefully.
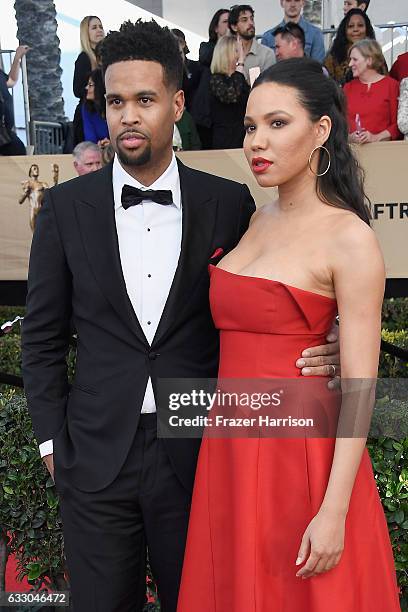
[240,31,255,41]
[116,140,152,167]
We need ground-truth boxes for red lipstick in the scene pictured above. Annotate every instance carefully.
[251,157,273,174]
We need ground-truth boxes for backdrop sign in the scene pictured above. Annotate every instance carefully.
[0,142,406,281]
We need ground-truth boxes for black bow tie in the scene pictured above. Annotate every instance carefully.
[121,185,173,210]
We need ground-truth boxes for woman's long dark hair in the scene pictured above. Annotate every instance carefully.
[208,9,229,43]
[85,68,106,117]
[330,8,375,64]
[252,58,371,224]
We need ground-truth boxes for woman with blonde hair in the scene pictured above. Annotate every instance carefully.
[209,35,249,149]
[344,39,401,144]
[74,16,105,99]
[72,16,105,145]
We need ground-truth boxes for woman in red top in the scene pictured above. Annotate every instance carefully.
[390,51,408,82]
[344,39,401,144]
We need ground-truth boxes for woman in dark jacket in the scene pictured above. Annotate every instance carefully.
[199,9,230,68]
[72,15,105,145]
[190,9,230,149]
[209,35,249,150]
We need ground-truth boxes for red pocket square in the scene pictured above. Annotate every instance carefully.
[210,248,224,259]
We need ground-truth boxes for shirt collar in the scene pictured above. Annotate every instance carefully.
[280,16,306,28]
[247,38,259,56]
[112,153,181,210]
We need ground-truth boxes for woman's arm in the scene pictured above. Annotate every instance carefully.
[296,218,385,579]
[199,42,215,68]
[357,128,391,144]
[73,52,91,99]
[398,79,408,137]
[7,46,30,87]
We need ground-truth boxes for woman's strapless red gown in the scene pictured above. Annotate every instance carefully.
[177,265,400,612]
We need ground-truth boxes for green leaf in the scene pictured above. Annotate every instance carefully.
[27,562,42,581]
[394,510,405,525]
[3,485,14,495]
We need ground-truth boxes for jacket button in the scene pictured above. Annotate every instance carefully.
[148,352,159,360]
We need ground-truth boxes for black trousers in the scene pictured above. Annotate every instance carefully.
[0,133,26,155]
[57,414,192,612]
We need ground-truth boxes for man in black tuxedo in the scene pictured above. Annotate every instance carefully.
[22,20,339,612]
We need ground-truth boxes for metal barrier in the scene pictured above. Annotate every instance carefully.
[31,120,65,154]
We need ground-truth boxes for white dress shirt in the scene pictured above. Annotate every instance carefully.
[39,154,182,458]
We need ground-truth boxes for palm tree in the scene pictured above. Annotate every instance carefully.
[303,0,322,26]
[14,0,65,122]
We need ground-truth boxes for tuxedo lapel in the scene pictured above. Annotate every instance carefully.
[73,163,149,346]
[152,160,218,346]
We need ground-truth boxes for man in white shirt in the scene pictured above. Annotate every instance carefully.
[22,18,340,612]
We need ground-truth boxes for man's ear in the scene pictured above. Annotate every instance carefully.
[174,89,185,123]
[359,1,368,11]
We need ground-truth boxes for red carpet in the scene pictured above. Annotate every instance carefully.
[5,553,31,592]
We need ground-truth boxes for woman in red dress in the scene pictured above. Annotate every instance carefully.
[344,39,401,144]
[177,57,400,611]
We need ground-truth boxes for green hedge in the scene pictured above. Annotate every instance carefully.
[0,300,407,609]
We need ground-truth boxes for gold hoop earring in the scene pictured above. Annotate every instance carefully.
[308,145,331,177]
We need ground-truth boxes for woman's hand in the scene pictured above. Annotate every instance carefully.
[98,138,110,148]
[355,129,377,144]
[15,45,30,60]
[349,131,362,144]
[295,508,346,579]
[237,36,246,63]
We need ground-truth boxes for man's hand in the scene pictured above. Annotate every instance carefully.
[43,453,54,481]
[296,321,340,388]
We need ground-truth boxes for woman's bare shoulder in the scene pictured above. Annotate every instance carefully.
[329,208,378,247]
[326,208,384,275]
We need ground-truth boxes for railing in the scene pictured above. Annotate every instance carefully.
[0,49,31,148]
[31,120,65,154]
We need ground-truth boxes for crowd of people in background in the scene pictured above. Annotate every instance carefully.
[1,1,408,159]
[64,2,408,153]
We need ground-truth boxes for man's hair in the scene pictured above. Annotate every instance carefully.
[228,5,254,31]
[273,22,305,50]
[73,141,101,160]
[357,0,370,10]
[99,19,183,90]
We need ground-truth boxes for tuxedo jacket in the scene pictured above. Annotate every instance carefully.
[22,159,255,493]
